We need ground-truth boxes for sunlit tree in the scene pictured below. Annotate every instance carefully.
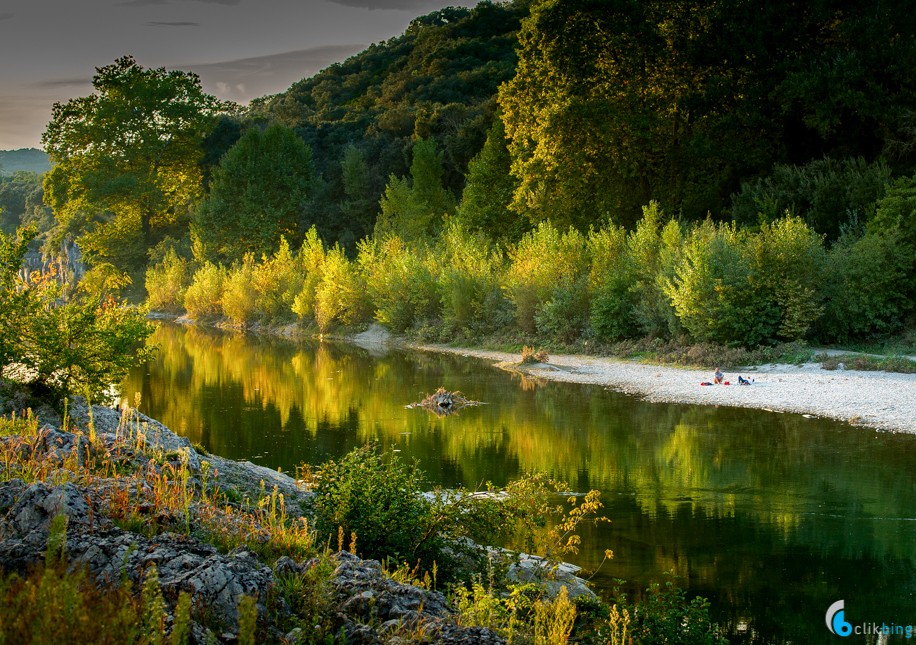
[42,56,228,274]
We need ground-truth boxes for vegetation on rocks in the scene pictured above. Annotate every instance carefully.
[0,401,725,644]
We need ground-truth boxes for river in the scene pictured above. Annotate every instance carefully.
[122,323,916,643]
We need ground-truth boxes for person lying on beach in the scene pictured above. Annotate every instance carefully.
[738,375,752,385]
[714,368,724,384]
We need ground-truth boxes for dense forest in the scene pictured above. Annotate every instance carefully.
[9,0,916,348]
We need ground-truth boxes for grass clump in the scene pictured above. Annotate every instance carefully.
[0,515,194,645]
[816,353,916,373]
[520,346,549,364]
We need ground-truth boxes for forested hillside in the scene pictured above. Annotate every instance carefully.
[248,1,527,246]
[31,0,916,348]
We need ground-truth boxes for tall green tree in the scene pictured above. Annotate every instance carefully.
[191,124,314,264]
[457,116,527,243]
[375,138,455,241]
[42,56,227,274]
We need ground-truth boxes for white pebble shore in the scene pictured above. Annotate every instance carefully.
[418,345,916,434]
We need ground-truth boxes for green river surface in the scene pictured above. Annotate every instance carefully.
[122,323,916,644]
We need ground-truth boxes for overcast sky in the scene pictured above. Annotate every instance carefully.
[0,0,477,150]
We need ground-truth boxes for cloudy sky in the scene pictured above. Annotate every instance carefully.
[0,0,477,150]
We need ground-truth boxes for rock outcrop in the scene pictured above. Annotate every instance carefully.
[0,403,507,643]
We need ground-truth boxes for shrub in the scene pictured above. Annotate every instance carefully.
[505,223,588,334]
[290,227,326,323]
[0,229,155,403]
[819,228,913,341]
[221,254,258,327]
[588,224,637,341]
[535,276,591,342]
[314,245,368,332]
[252,237,301,323]
[437,220,506,335]
[604,578,726,645]
[665,217,826,346]
[183,261,225,319]
[311,444,433,566]
[145,248,191,313]
[626,204,683,338]
[358,236,439,333]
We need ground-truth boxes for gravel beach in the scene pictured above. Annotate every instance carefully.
[415,344,916,433]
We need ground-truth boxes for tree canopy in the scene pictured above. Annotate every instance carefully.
[42,56,229,274]
[191,124,314,264]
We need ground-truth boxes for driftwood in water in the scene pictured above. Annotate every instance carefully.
[407,388,482,417]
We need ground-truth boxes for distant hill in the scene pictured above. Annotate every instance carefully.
[0,149,50,176]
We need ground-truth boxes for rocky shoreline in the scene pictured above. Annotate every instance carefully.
[0,399,514,644]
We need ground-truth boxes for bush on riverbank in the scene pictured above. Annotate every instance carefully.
[1,227,155,405]
[146,200,914,351]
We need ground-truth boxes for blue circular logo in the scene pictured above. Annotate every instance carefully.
[826,600,852,637]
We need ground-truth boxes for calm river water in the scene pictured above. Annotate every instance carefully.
[123,323,916,643]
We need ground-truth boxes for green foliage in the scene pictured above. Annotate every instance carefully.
[625,203,682,338]
[588,224,637,342]
[664,217,826,346]
[0,171,53,236]
[457,116,527,243]
[251,237,301,324]
[604,578,726,645]
[311,443,433,566]
[819,229,912,341]
[437,220,507,335]
[42,55,227,274]
[504,223,588,334]
[358,236,440,333]
[0,228,155,403]
[222,255,259,327]
[375,138,456,242]
[730,157,891,241]
[192,124,313,264]
[183,261,225,319]
[313,245,369,332]
[251,2,525,238]
[237,595,258,645]
[145,248,191,313]
[290,228,326,323]
[0,564,145,644]
[274,552,337,642]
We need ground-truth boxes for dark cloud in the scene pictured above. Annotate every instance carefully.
[31,77,93,89]
[188,44,365,102]
[118,0,240,6]
[147,21,201,26]
[325,0,436,10]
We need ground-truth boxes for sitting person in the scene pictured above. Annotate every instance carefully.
[714,367,724,384]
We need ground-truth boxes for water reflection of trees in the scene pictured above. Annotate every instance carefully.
[126,324,916,577]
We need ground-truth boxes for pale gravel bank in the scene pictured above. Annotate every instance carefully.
[411,343,916,434]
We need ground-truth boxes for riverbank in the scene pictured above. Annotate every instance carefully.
[0,397,515,643]
[158,315,916,433]
[409,342,916,434]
